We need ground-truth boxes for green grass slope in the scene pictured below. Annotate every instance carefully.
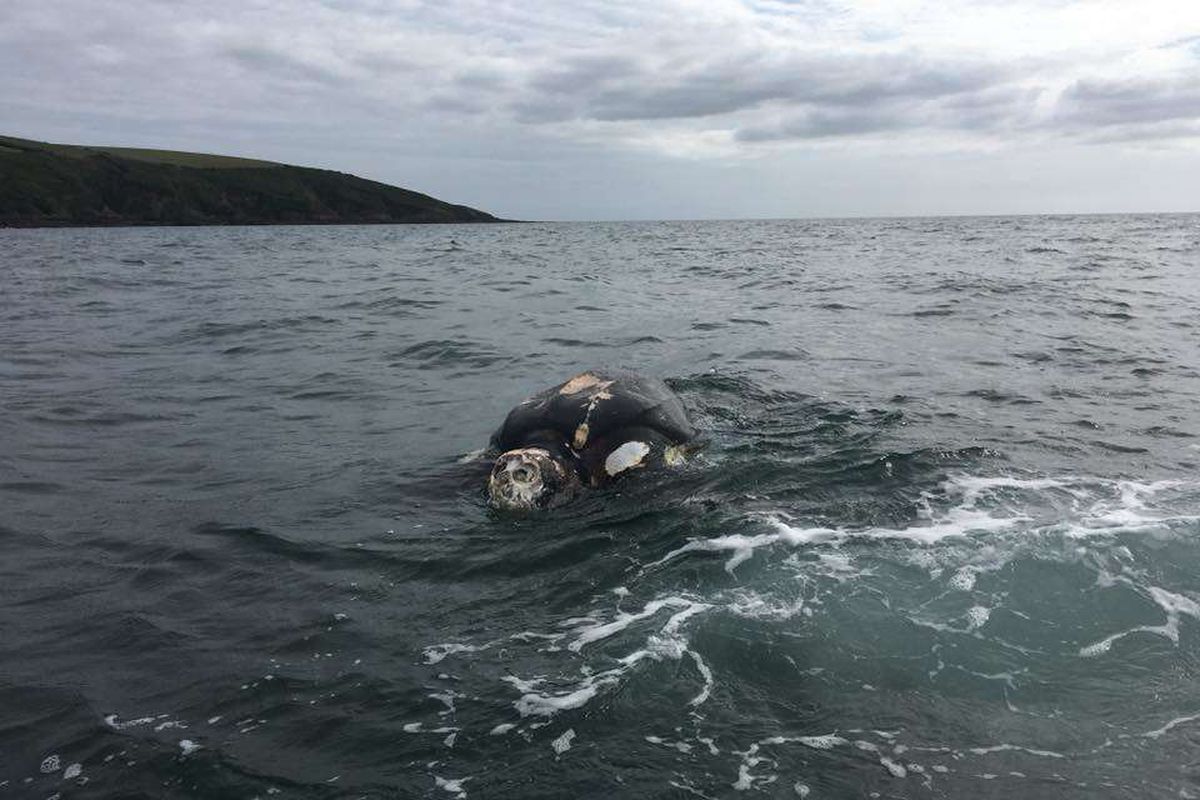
[0,135,501,226]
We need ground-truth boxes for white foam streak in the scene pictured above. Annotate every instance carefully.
[762,734,848,750]
[652,506,1019,575]
[1060,479,1198,536]
[648,525,839,574]
[506,670,622,717]
[507,596,713,718]
[416,474,1200,757]
[731,743,777,791]
[688,650,715,706]
[950,475,1090,505]
[728,589,808,621]
[569,597,698,652]
[434,776,469,797]
[104,714,157,730]
[1148,586,1200,622]
[657,501,1022,575]
[551,728,576,754]
[732,764,755,791]
[403,722,459,735]
[967,743,1064,758]
[965,606,991,631]
[798,734,847,749]
[1139,713,1200,739]
[646,735,693,753]
[949,567,977,591]
[1080,584,1200,656]
[423,642,491,664]
[730,734,848,790]
[648,475,1200,574]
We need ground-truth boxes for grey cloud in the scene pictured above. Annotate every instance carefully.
[529,53,644,94]
[455,70,511,91]
[224,44,350,86]
[1087,120,1200,144]
[735,108,906,141]
[424,93,489,115]
[7,0,1192,155]
[349,50,418,75]
[735,85,1042,142]
[1049,77,1200,147]
[588,79,781,122]
[1055,78,1200,128]
[1159,34,1200,52]
[511,97,576,124]
[936,85,1043,129]
[519,48,1013,126]
[503,42,1028,146]
[5,0,1200,222]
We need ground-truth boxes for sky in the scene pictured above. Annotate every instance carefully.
[3,0,1200,220]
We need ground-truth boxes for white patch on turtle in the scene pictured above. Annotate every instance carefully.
[605,441,651,476]
[573,422,590,450]
[663,444,687,466]
[559,373,605,395]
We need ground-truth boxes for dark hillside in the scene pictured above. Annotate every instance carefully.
[0,135,501,226]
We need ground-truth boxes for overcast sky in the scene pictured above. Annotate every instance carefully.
[4,0,1199,219]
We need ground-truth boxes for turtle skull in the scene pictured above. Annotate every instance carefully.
[487,448,580,510]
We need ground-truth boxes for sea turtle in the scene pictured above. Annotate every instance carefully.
[487,370,696,510]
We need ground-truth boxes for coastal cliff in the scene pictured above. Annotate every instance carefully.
[0,135,500,227]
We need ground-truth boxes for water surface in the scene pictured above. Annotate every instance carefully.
[2,216,1200,798]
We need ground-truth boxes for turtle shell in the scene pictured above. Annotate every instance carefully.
[491,370,695,453]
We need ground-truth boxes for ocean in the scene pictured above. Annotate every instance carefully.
[2,215,1199,798]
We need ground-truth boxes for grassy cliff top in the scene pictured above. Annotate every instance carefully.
[0,135,501,227]
[0,135,283,169]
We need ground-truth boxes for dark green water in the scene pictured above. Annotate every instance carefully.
[2,216,1199,798]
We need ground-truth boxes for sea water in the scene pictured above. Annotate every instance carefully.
[2,215,1199,797]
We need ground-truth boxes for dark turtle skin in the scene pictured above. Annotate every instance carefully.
[487,370,696,510]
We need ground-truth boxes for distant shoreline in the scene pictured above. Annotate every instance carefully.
[0,218,518,230]
[0,134,504,228]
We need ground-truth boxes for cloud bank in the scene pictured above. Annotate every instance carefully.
[2,0,1199,217]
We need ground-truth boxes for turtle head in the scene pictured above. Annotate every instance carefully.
[487,447,582,511]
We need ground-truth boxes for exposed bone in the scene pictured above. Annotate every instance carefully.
[559,373,604,395]
[605,441,651,476]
